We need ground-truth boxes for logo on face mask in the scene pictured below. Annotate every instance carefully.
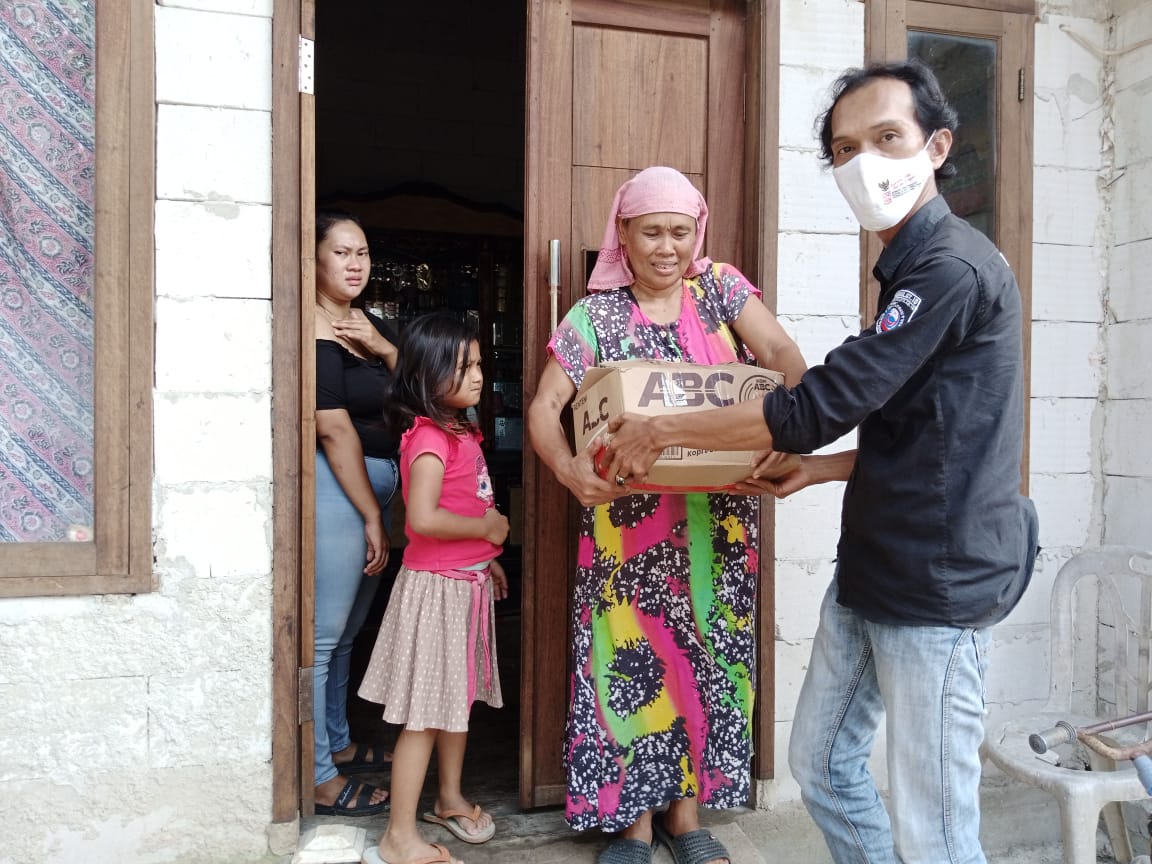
[834,133,938,232]
[878,171,925,207]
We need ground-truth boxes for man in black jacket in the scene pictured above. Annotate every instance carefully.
[604,61,1038,863]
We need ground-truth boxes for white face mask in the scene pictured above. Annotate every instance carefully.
[833,133,938,232]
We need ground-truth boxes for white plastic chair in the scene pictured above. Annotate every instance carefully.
[982,546,1152,863]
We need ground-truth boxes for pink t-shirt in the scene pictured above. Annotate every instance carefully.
[400,416,501,571]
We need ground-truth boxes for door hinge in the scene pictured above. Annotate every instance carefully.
[298,666,313,722]
[299,36,315,95]
[1018,68,1025,102]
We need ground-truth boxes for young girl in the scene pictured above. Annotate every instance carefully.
[359,312,509,864]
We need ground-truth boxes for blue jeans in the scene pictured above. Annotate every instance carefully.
[788,580,991,864]
[314,450,398,786]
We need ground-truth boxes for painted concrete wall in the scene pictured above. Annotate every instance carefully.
[0,2,279,863]
[982,6,1110,732]
[1103,1,1152,544]
[769,0,867,806]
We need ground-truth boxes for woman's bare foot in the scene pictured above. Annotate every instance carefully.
[619,809,654,845]
[428,796,493,841]
[375,834,462,864]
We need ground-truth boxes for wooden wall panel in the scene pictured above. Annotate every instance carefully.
[572,28,708,173]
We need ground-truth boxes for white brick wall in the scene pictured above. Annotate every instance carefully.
[776,234,862,317]
[1111,238,1152,322]
[0,5,277,863]
[1030,243,1104,322]
[1105,400,1152,477]
[977,8,1112,752]
[1033,164,1102,245]
[1112,159,1152,247]
[1030,321,1104,398]
[149,0,277,850]
[1103,0,1152,547]
[156,106,272,204]
[1033,16,1107,173]
[155,6,271,110]
[766,0,864,806]
[157,0,272,16]
[155,201,273,299]
[985,0,1152,767]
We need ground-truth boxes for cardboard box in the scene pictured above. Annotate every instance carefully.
[571,360,796,492]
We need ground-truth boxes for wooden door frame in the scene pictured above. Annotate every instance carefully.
[270,0,307,824]
[521,0,777,809]
[521,0,573,808]
[273,0,779,819]
[745,0,780,787]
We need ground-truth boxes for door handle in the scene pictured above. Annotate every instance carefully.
[548,239,561,333]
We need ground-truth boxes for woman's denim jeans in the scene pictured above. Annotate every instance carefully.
[788,580,991,864]
[313,450,398,786]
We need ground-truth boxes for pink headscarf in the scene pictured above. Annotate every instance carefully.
[585,166,711,293]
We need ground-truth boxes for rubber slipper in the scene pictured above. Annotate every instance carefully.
[597,837,655,864]
[361,843,455,864]
[652,821,730,864]
[314,778,389,817]
[421,804,496,844]
[337,741,393,775]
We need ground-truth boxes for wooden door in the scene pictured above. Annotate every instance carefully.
[521,0,760,808]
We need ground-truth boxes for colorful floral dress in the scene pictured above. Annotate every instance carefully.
[548,262,761,831]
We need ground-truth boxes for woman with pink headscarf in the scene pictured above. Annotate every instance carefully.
[527,167,806,864]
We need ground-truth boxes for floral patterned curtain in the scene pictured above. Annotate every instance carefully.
[0,1,95,542]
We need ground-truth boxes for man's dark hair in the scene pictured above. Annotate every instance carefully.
[816,60,960,181]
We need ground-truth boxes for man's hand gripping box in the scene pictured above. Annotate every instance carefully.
[570,359,794,493]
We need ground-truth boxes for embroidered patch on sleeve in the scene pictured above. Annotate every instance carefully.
[875,289,923,334]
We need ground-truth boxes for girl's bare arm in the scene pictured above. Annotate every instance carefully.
[405,452,509,545]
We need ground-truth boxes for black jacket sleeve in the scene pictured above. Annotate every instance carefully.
[765,252,985,453]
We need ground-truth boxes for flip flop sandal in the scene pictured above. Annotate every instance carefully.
[597,837,656,864]
[360,842,455,864]
[337,742,393,775]
[652,822,730,864]
[314,778,389,817]
[421,804,496,844]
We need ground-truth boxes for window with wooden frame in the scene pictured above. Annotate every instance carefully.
[866,0,1035,481]
[0,1,154,597]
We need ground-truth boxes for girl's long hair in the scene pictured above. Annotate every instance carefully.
[386,311,479,437]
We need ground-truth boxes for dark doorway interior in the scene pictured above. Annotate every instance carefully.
[315,0,527,815]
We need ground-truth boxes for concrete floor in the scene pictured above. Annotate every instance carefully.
[294,785,1075,864]
[296,603,1129,864]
